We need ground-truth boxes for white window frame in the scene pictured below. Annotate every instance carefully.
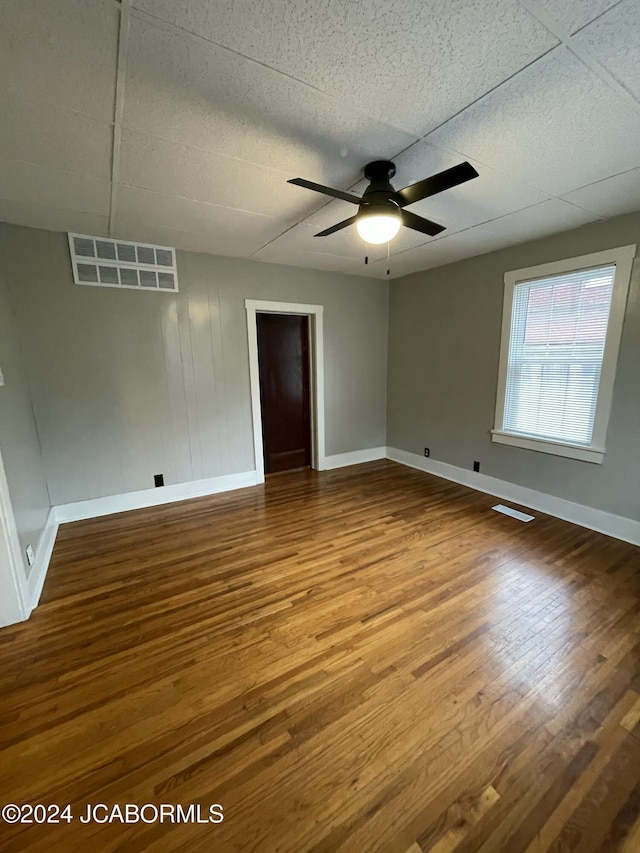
[492,244,636,464]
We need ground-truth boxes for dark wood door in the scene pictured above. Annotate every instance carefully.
[257,313,311,474]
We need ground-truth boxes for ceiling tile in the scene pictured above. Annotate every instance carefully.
[132,0,557,135]
[428,47,640,195]
[119,130,315,222]
[1,0,637,276]
[0,0,119,123]
[113,220,265,257]
[0,94,112,179]
[265,219,366,261]
[366,225,516,277]
[572,0,640,99]
[251,244,357,273]
[0,197,109,236]
[116,185,285,245]
[561,167,640,216]
[0,160,111,215]
[345,262,393,280]
[293,143,550,257]
[531,0,622,34]
[124,14,417,185]
[272,204,443,261]
[383,142,550,229]
[355,252,427,279]
[480,198,600,241]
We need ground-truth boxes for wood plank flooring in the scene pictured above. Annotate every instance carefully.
[1,460,639,851]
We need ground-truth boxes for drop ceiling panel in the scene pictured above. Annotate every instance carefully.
[480,198,599,241]
[573,1,640,99]
[124,14,417,183]
[0,198,109,237]
[264,220,366,261]
[428,47,640,196]
[305,200,361,231]
[0,0,119,123]
[0,95,112,179]
[561,167,640,216]
[0,160,111,215]
[119,130,309,221]
[114,220,266,258]
[385,142,550,230]
[1,0,639,278]
[251,244,357,273]
[132,0,557,135]
[532,0,622,34]
[365,226,516,277]
[116,185,285,245]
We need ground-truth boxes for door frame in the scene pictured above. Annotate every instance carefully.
[245,300,325,482]
[0,445,29,626]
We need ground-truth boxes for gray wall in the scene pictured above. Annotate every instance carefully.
[388,211,640,521]
[1,223,388,506]
[0,266,50,572]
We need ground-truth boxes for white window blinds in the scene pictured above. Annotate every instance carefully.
[503,264,616,446]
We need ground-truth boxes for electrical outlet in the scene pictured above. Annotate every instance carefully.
[154,473,164,487]
[26,545,35,567]
[424,448,430,458]
[473,461,480,472]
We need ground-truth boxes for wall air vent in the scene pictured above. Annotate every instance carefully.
[67,234,178,292]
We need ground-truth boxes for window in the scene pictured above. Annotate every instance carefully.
[493,245,635,463]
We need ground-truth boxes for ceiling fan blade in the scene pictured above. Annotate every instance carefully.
[401,210,446,237]
[396,162,479,207]
[288,178,362,205]
[315,216,358,237]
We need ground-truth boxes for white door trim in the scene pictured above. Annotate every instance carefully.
[245,300,325,481]
[0,446,29,625]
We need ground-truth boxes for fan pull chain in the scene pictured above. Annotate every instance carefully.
[364,241,369,265]
[387,241,391,276]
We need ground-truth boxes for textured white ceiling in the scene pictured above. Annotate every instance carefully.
[0,0,639,279]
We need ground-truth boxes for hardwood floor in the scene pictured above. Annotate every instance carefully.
[1,460,639,851]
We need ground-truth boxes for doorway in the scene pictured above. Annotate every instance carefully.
[245,300,326,481]
[0,446,29,626]
[257,313,311,474]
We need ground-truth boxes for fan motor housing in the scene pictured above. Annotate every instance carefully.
[358,196,401,219]
[364,160,396,183]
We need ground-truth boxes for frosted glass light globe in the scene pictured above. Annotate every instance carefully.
[356,213,401,245]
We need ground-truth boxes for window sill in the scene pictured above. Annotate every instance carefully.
[491,430,605,464]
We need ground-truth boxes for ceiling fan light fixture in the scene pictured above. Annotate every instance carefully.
[291,159,479,241]
[356,210,401,245]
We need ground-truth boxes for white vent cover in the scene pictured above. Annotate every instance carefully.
[68,234,178,292]
[492,504,535,522]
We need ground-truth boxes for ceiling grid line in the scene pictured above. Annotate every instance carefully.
[422,44,560,144]
[250,45,570,254]
[130,7,423,144]
[117,179,278,220]
[100,1,612,264]
[569,0,628,34]
[109,0,132,237]
[517,0,640,117]
[2,1,640,276]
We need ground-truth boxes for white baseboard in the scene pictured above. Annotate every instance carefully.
[54,470,260,524]
[28,451,638,625]
[322,447,387,470]
[27,507,59,611]
[24,471,260,617]
[386,447,640,547]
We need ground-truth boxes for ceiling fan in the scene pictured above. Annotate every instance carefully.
[289,160,479,245]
